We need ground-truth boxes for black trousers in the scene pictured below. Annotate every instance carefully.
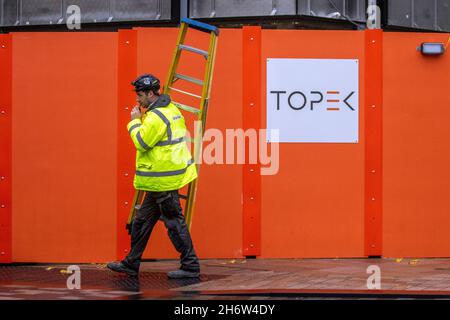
[123,190,200,272]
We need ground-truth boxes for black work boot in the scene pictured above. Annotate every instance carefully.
[167,269,200,279]
[107,261,138,276]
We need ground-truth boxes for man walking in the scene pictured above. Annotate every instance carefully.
[107,74,200,278]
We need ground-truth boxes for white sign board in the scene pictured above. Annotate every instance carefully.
[266,58,359,143]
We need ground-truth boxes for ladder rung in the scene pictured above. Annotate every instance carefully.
[169,87,203,99]
[173,101,200,114]
[179,44,209,58]
[174,73,204,86]
[181,18,220,36]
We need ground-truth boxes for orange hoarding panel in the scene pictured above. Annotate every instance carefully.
[0,34,12,263]
[364,30,383,256]
[242,26,262,257]
[260,30,366,258]
[11,32,118,263]
[117,29,138,261]
[5,28,450,263]
[383,32,450,258]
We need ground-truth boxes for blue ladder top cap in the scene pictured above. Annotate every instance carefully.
[181,18,220,36]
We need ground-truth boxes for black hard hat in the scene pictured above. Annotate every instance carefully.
[131,74,160,92]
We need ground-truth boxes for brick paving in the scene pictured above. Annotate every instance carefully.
[0,258,450,299]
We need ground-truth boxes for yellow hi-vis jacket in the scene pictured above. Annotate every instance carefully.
[126,94,197,192]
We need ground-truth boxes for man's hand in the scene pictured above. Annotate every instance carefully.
[131,105,142,120]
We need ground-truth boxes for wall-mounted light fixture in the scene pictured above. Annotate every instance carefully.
[417,42,446,56]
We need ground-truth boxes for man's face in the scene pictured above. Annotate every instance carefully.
[135,90,153,108]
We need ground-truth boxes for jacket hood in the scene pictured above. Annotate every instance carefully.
[149,94,171,111]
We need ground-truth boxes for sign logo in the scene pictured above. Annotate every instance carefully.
[267,58,359,143]
[270,90,356,111]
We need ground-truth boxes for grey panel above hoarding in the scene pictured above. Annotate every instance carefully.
[344,0,366,21]
[190,0,296,18]
[437,0,450,31]
[20,0,63,26]
[387,0,450,31]
[1,0,19,26]
[413,0,435,29]
[112,0,171,21]
[298,0,343,18]
[62,0,110,24]
[0,0,171,27]
[1,0,449,31]
[387,0,412,28]
[297,0,366,22]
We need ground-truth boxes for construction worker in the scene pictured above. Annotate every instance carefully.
[107,74,200,278]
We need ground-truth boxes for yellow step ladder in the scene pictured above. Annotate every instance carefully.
[126,18,219,233]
